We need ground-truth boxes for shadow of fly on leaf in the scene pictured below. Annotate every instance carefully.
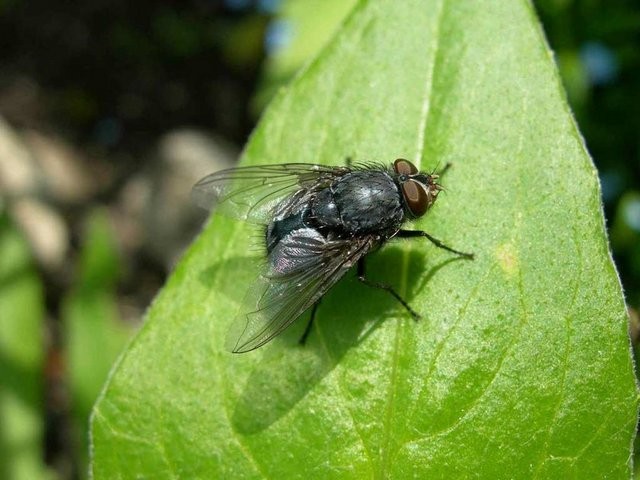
[199,248,464,433]
[192,158,474,354]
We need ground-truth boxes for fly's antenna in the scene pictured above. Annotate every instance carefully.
[429,162,453,194]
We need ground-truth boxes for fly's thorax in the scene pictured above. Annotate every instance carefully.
[309,188,342,228]
[329,170,405,234]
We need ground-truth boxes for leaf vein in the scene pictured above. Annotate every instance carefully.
[384,0,446,473]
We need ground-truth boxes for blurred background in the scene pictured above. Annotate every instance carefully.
[0,0,638,478]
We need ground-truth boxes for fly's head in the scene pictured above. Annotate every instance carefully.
[392,158,443,219]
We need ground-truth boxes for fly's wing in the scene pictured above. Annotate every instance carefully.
[226,229,377,353]
[192,163,349,223]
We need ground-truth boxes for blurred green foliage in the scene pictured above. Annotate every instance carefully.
[62,210,135,478]
[0,212,51,480]
[0,207,137,480]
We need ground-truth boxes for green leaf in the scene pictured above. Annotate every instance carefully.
[63,210,134,475]
[0,212,51,480]
[91,0,638,478]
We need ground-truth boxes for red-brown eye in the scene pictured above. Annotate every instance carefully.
[401,179,429,217]
[393,158,418,176]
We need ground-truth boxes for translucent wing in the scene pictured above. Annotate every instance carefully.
[226,228,377,353]
[192,163,349,223]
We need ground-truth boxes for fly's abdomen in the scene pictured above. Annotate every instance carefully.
[266,210,307,253]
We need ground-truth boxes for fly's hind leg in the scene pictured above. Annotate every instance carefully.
[357,258,420,320]
[299,302,320,345]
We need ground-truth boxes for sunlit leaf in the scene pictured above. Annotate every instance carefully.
[91,1,638,478]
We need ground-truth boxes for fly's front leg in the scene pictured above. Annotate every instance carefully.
[396,230,474,259]
[437,162,452,177]
[357,258,420,320]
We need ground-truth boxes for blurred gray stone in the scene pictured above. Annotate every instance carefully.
[10,198,69,271]
[0,117,75,273]
[158,129,236,175]
[0,116,95,207]
[0,115,39,197]
[112,174,151,254]
[140,129,238,268]
[23,130,95,204]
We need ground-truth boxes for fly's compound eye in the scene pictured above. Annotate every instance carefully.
[393,158,418,176]
[401,179,430,217]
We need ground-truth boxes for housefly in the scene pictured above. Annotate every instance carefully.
[192,158,473,353]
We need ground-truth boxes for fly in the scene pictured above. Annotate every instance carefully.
[192,158,473,353]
